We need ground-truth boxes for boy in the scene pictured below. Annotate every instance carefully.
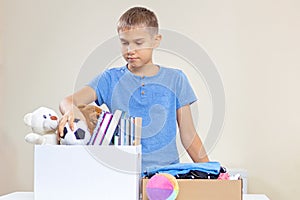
[58,7,209,171]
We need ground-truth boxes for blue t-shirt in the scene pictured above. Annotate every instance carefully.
[88,65,197,172]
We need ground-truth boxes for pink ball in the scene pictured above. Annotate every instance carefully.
[146,173,179,200]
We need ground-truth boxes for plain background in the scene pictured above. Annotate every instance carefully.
[1,0,300,200]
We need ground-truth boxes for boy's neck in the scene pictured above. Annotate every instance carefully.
[127,63,160,77]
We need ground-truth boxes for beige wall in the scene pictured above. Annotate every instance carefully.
[1,0,299,199]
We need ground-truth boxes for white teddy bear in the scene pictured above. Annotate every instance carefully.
[24,107,59,145]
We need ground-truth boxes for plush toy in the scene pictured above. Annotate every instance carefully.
[59,104,102,145]
[77,104,102,133]
[24,105,102,145]
[24,107,59,145]
[146,173,179,200]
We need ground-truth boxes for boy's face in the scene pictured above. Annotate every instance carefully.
[118,27,161,69]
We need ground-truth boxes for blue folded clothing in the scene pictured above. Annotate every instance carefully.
[144,161,221,177]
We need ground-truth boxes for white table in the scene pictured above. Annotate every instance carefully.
[0,193,32,200]
[0,192,270,200]
[244,194,270,200]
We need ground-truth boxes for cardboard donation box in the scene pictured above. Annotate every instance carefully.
[142,178,243,200]
[34,145,141,200]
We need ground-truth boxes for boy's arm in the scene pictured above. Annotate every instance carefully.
[58,86,97,137]
[177,104,209,163]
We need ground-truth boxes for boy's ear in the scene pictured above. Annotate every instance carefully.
[153,34,162,48]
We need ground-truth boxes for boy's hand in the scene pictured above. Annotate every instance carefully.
[57,111,75,139]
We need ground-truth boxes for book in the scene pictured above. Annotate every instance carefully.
[88,110,106,145]
[101,109,123,145]
[134,117,142,146]
[114,134,119,146]
[125,117,130,145]
[93,112,113,145]
[119,118,126,145]
[129,117,135,145]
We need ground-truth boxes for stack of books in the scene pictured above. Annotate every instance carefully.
[88,109,142,146]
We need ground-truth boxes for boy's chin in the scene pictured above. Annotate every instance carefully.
[128,63,140,69]
[127,60,140,67]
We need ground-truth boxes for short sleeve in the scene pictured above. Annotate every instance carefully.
[87,70,111,106]
[175,70,197,109]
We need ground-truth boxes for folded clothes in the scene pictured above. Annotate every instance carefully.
[144,161,221,178]
[174,170,220,179]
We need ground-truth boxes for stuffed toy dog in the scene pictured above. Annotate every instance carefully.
[77,104,102,133]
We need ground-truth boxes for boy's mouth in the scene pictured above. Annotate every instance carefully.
[128,57,138,61]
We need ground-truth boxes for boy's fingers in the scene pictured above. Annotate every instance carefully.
[58,112,75,136]
[58,115,68,137]
[68,115,75,131]
[69,121,74,131]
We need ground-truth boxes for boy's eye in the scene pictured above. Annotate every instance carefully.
[121,41,129,45]
[136,42,143,45]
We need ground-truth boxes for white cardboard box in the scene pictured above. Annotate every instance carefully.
[34,145,141,200]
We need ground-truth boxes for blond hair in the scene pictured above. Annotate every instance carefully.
[117,7,159,34]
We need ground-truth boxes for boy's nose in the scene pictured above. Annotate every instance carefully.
[127,44,136,52]
[127,47,136,55]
